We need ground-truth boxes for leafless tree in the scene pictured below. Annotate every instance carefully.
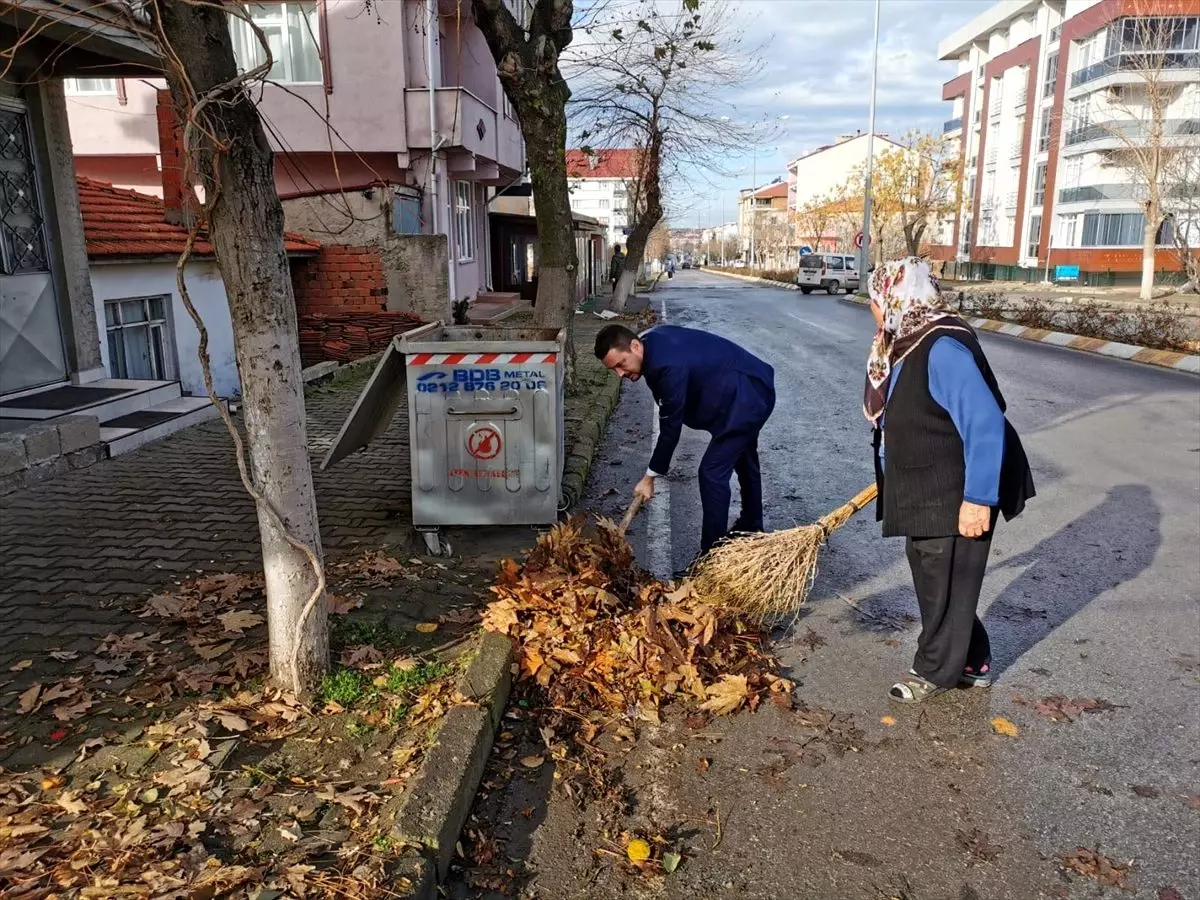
[1090,11,1200,298]
[567,0,759,309]
[1162,148,1200,292]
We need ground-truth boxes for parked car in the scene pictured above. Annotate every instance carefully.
[796,253,860,294]
[731,259,747,269]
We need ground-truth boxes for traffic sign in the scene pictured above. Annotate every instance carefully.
[853,231,872,249]
[798,245,813,255]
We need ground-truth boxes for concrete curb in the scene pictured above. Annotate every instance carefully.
[838,294,1199,376]
[386,631,516,899]
[560,371,623,509]
[701,266,801,291]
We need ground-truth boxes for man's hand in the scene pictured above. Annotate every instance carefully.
[634,474,656,503]
[959,501,991,538]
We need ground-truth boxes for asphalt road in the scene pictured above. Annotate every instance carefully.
[460,270,1200,900]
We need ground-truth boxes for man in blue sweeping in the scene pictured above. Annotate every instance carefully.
[594,323,776,561]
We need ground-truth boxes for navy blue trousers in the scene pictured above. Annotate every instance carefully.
[697,377,775,553]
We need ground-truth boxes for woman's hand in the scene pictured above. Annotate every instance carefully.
[634,474,656,503]
[959,501,991,538]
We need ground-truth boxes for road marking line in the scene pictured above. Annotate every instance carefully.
[786,311,854,340]
[647,296,672,580]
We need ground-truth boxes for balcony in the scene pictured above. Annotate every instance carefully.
[1014,88,1028,109]
[989,100,1002,118]
[404,87,523,178]
[1070,51,1200,90]
[943,116,963,134]
[1004,191,1018,210]
[1063,118,1200,153]
[1009,141,1024,159]
[1059,182,1200,203]
[985,149,998,168]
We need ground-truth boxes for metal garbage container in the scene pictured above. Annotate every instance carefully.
[322,323,565,551]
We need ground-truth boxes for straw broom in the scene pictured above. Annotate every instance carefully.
[691,483,879,623]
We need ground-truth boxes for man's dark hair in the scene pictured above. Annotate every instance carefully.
[594,324,638,360]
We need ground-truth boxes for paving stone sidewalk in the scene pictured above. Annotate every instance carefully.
[0,320,623,762]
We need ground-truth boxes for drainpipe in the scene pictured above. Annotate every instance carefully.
[426,0,457,310]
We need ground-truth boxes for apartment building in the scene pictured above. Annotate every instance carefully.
[737,182,790,266]
[933,0,1199,278]
[565,149,641,249]
[64,0,527,320]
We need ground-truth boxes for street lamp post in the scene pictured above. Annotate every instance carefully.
[858,0,881,276]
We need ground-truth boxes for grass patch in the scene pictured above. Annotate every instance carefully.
[331,617,409,650]
[318,668,368,707]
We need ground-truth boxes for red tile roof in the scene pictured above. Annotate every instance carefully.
[566,148,642,180]
[76,176,321,258]
[755,182,789,199]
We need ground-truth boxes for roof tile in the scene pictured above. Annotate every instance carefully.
[565,149,642,180]
[76,176,321,258]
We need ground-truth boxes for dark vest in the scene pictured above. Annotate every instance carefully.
[873,328,1035,538]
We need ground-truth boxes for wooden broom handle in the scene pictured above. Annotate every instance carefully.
[815,483,879,532]
[618,496,643,535]
[845,482,879,512]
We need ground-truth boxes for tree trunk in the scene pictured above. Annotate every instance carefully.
[155,0,327,691]
[524,125,577,329]
[1140,198,1158,301]
[614,127,664,311]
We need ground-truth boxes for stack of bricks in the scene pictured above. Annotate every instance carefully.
[298,311,423,367]
[290,245,388,317]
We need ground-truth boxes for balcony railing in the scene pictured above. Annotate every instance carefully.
[985,149,998,167]
[943,116,963,134]
[1015,88,1028,108]
[989,100,1002,117]
[1065,118,1200,146]
[1010,141,1024,159]
[1059,182,1200,203]
[1070,51,1200,88]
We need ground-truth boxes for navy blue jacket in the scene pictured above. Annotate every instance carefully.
[641,325,775,475]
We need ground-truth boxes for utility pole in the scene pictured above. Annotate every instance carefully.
[858,0,881,275]
[750,145,757,266]
[720,193,726,264]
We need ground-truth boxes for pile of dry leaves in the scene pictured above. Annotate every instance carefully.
[482,517,789,737]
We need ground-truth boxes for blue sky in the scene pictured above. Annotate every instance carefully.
[669,0,994,227]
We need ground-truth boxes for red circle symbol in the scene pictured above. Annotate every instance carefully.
[467,426,502,460]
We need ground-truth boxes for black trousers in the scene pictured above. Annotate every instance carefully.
[905,531,993,688]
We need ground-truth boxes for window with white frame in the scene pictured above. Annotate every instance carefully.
[1037,115,1053,153]
[1057,214,1077,247]
[454,181,475,262]
[597,199,610,208]
[229,2,322,85]
[1063,156,1083,188]
[1042,53,1058,98]
[1032,163,1048,206]
[105,296,175,382]
[1026,215,1042,258]
[63,78,117,95]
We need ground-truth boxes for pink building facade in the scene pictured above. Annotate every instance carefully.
[64,0,526,320]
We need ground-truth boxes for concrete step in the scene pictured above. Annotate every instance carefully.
[101,396,222,457]
[0,379,182,426]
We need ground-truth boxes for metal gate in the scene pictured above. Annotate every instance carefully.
[0,98,66,396]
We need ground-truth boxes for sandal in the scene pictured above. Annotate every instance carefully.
[961,661,992,688]
[889,675,948,704]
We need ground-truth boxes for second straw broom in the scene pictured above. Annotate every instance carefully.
[692,483,879,622]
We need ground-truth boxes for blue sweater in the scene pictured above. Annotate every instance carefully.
[883,336,1006,507]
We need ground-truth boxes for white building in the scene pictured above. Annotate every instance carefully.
[565,149,641,249]
[786,133,903,213]
[934,0,1199,277]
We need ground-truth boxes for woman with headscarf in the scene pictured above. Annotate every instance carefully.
[866,257,1035,703]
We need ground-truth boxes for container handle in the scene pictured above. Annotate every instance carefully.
[445,405,520,418]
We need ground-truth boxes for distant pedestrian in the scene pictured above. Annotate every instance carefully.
[667,257,676,278]
[595,323,775,571]
[609,245,625,291]
[865,257,1035,703]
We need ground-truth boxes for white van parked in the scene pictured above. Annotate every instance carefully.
[796,253,860,294]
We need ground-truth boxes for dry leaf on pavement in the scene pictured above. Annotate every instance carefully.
[700,675,750,716]
[9,660,31,672]
[56,792,88,816]
[219,610,265,634]
[415,622,439,634]
[519,755,545,769]
[990,716,1020,737]
[16,683,41,714]
[1061,847,1131,889]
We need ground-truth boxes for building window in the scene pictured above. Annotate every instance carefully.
[1081,211,1174,247]
[1037,115,1052,153]
[105,297,174,382]
[1026,215,1042,258]
[229,2,322,85]
[63,78,118,95]
[1042,53,1058,98]
[597,199,610,208]
[1032,163,1048,206]
[1058,214,1078,247]
[454,181,475,262]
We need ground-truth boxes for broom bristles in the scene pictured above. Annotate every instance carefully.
[691,483,879,624]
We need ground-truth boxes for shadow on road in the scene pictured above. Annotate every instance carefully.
[983,483,1161,676]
